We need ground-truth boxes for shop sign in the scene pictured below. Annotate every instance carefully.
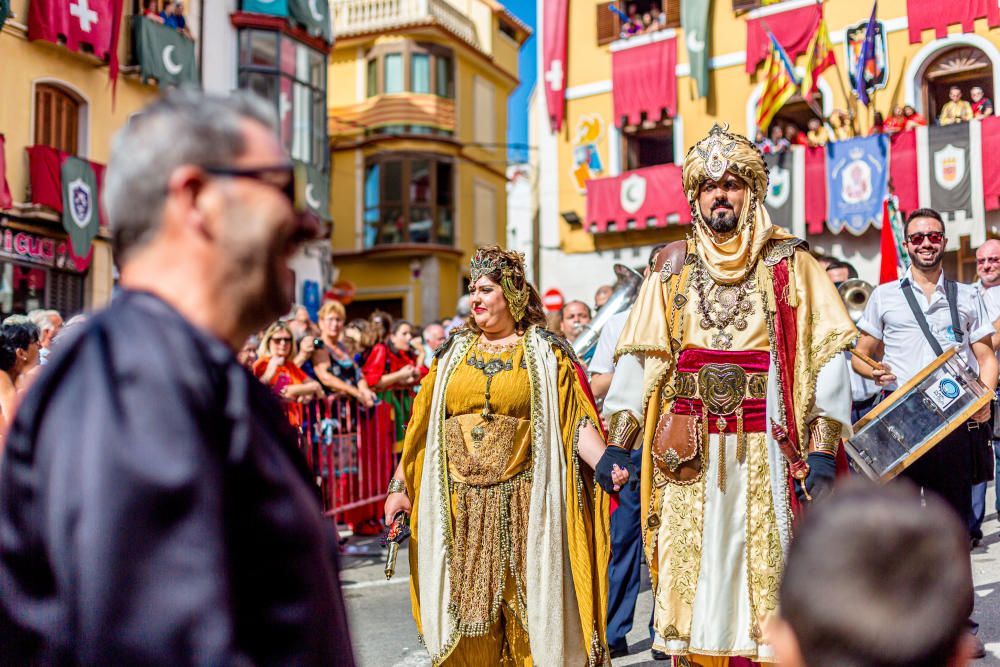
[0,228,88,273]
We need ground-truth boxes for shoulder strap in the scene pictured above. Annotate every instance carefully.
[944,279,964,343]
[900,279,944,356]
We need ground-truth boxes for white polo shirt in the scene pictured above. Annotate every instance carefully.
[857,269,993,389]
[588,309,630,375]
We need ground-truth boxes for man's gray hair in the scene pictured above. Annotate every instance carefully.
[27,309,60,332]
[104,88,278,263]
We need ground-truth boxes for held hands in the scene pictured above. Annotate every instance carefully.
[595,445,637,495]
[384,489,412,525]
[871,361,896,387]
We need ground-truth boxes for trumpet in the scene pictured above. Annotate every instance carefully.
[838,279,873,323]
[572,264,644,359]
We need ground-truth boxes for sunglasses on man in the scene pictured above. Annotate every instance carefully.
[905,231,944,245]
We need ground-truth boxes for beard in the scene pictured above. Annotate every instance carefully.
[704,205,739,234]
[910,248,943,271]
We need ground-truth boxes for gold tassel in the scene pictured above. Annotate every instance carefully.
[736,406,746,464]
[786,254,799,308]
[758,260,777,313]
[716,415,727,493]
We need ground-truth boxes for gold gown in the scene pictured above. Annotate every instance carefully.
[400,329,611,666]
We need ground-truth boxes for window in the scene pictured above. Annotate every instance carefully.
[34,84,81,154]
[473,182,497,246]
[385,53,404,93]
[596,0,679,45]
[237,29,327,169]
[365,43,455,99]
[921,46,993,122]
[623,124,674,171]
[473,76,496,146]
[363,155,455,247]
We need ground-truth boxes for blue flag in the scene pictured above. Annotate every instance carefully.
[854,2,878,105]
[826,135,889,235]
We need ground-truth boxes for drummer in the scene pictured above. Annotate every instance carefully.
[851,208,995,658]
[853,208,995,521]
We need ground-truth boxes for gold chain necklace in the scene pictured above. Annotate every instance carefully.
[691,261,757,350]
[467,336,523,442]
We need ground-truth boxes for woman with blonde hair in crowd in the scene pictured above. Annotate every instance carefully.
[253,321,323,428]
[313,300,376,408]
[384,245,632,665]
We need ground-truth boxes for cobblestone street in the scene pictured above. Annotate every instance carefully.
[345,488,1000,666]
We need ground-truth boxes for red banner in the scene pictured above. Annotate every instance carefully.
[888,130,918,214]
[906,0,999,43]
[745,4,821,73]
[542,0,568,132]
[26,145,107,227]
[804,146,826,234]
[586,163,690,233]
[612,38,677,128]
[982,116,1000,211]
[0,135,11,210]
[28,0,123,90]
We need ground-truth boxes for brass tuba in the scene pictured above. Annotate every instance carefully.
[838,278,874,323]
[572,264,644,359]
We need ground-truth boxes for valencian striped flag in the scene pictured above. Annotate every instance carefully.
[756,33,799,131]
[801,16,835,101]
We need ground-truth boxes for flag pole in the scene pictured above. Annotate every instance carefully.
[759,20,826,120]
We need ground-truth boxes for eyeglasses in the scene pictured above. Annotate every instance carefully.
[203,163,297,210]
[977,256,1000,266]
[271,337,292,344]
[906,231,945,245]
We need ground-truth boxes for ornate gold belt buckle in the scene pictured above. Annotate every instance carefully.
[697,364,746,415]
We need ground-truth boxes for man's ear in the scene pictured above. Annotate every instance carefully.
[164,165,210,238]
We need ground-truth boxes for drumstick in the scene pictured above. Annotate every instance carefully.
[851,348,884,371]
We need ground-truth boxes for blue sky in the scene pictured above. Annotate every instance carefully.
[504,0,536,164]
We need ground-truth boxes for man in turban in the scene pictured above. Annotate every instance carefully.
[603,124,856,663]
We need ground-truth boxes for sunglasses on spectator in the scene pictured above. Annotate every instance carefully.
[271,337,292,344]
[203,163,296,204]
[906,231,944,245]
[977,256,1000,265]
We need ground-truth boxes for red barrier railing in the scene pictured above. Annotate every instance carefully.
[297,388,416,527]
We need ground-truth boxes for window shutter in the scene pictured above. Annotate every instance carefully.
[665,0,681,28]
[47,271,85,317]
[732,0,761,14]
[597,2,620,46]
[34,85,79,155]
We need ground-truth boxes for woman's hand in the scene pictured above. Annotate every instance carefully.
[358,386,377,408]
[384,489,412,525]
[595,445,637,494]
[611,464,630,490]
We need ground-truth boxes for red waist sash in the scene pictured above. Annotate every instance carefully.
[671,348,769,434]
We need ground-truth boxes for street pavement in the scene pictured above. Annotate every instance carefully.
[344,488,1000,666]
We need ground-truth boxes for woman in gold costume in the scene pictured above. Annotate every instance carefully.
[383,246,632,666]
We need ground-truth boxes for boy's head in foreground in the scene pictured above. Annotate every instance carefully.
[772,480,975,667]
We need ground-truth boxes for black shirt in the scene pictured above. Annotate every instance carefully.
[0,291,354,665]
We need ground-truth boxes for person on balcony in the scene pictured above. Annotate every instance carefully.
[939,86,973,125]
[142,0,164,24]
[971,86,994,119]
[829,109,855,141]
[903,104,928,129]
[806,117,830,146]
[883,105,907,134]
[383,246,633,665]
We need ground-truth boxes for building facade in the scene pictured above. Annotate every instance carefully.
[327,0,530,324]
[534,0,1000,300]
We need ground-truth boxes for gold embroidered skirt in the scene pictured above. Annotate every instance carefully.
[444,414,533,637]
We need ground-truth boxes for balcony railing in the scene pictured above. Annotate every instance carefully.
[331,0,480,49]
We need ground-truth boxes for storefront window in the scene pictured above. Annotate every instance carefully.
[0,228,87,318]
[237,29,327,170]
[363,156,454,247]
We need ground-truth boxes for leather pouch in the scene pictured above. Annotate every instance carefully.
[652,410,703,485]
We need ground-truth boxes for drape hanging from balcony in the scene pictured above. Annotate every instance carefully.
[586,164,690,233]
[745,4,821,73]
[611,38,677,128]
[905,0,1000,43]
[542,0,569,132]
[982,116,1000,211]
[0,135,11,210]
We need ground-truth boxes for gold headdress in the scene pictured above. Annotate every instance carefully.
[681,123,792,284]
[470,247,530,322]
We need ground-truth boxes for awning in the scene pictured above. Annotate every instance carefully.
[745,4,820,73]
[906,0,999,43]
[611,37,677,128]
[586,163,690,233]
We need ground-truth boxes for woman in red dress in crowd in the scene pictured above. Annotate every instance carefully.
[253,321,323,428]
[362,318,428,447]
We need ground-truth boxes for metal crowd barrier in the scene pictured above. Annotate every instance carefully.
[296,389,415,526]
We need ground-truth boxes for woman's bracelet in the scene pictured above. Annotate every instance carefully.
[387,478,407,495]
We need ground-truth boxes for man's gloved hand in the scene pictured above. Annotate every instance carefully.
[795,451,837,503]
[595,445,637,495]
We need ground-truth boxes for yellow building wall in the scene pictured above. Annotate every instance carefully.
[328,18,518,322]
[1,2,161,309]
[557,0,1000,254]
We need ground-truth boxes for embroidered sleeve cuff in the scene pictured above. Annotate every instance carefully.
[808,416,842,455]
[607,410,641,451]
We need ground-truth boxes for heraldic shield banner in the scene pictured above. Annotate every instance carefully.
[60,157,99,258]
[928,123,973,218]
[826,135,888,235]
[764,151,800,235]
